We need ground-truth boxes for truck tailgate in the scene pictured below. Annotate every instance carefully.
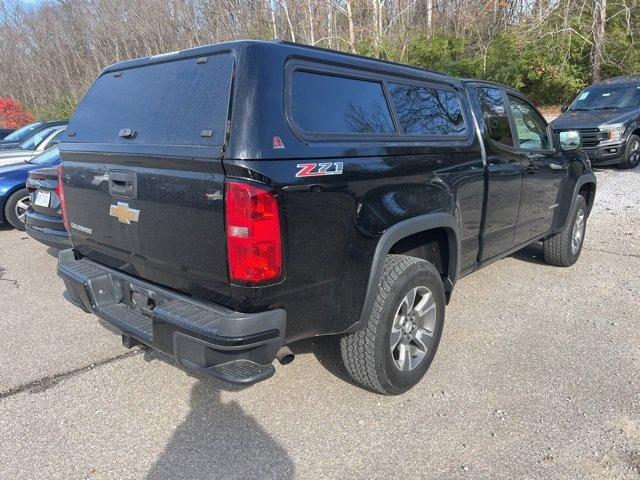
[59,51,234,304]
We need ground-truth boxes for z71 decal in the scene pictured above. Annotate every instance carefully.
[296,162,344,178]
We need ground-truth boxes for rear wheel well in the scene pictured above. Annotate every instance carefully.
[388,228,450,280]
[1,185,27,223]
[578,182,596,215]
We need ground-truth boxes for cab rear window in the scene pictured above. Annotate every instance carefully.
[68,53,233,146]
[292,71,395,135]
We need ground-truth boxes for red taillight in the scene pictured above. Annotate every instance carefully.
[57,164,70,231]
[225,181,282,284]
[27,175,44,193]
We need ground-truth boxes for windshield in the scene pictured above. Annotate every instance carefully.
[570,85,640,110]
[2,121,43,142]
[28,146,60,166]
[19,127,57,150]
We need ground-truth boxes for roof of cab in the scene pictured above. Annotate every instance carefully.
[101,39,453,83]
[461,78,521,95]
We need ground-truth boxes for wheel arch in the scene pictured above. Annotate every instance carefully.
[578,181,596,215]
[562,173,596,229]
[0,184,28,224]
[352,213,460,333]
[388,228,451,281]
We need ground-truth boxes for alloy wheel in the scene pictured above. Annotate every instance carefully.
[571,209,586,255]
[14,195,30,223]
[390,286,437,372]
[629,140,640,167]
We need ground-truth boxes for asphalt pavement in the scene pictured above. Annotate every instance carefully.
[0,165,639,479]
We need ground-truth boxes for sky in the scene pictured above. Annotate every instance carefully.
[14,0,46,8]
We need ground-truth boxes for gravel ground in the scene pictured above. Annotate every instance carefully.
[0,164,639,480]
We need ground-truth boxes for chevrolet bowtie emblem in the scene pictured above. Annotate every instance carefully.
[109,202,140,225]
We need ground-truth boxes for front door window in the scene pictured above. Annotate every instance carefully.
[507,95,550,151]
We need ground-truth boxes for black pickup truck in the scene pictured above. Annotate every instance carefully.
[56,40,596,394]
[552,75,640,169]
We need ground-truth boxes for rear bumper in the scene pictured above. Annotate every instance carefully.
[25,210,71,249]
[57,249,286,384]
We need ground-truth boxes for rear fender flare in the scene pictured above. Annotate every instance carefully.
[352,213,460,333]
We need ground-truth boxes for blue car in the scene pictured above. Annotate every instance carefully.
[0,147,60,230]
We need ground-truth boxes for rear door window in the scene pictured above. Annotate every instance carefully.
[389,83,466,136]
[69,53,234,146]
[476,87,514,146]
[292,71,395,135]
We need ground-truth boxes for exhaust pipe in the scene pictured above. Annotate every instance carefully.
[276,346,295,365]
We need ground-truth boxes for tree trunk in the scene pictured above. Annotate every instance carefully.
[307,0,315,45]
[591,0,606,83]
[345,0,356,53]
[282,0,296,43]
[269,0,278,39]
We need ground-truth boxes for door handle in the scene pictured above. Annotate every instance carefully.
[108,170,137,198]
[523,163,539,174]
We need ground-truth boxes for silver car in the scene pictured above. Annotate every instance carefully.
[0,126,66,167]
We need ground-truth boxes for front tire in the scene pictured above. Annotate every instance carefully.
[4,188,30,231]
[543,195,587,267]
[619,134,640,169]
[340,255,445,395]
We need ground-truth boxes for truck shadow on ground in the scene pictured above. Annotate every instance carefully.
[141,351,295,480]
[509,242,547,266]
[289,336,362,389]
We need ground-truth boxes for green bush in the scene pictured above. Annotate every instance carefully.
[402,31,591,106]
[407,33,481,78]
[34,96,78,121]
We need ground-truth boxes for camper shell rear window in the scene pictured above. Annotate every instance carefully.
[68,52,234,147]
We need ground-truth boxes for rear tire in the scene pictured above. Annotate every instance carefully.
[543,195,587,267]
[4,188,29,231]
[340,255,445,395]
[619,134,640,169]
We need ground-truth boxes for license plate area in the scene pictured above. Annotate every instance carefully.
[35,190,51,207]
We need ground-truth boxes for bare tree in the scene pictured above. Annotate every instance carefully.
[591,0,607,83]
[0,0,637,118]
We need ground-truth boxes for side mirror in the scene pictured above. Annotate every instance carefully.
[560,105,568,113]
[559,130,581,151]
